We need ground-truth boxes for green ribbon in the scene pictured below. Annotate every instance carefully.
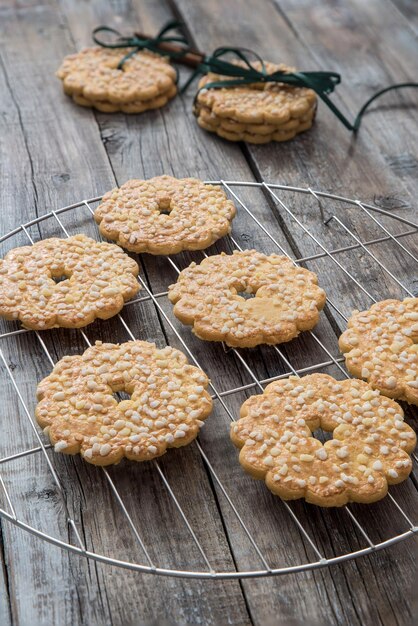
[92,20,190,70]
[184,47,418,132]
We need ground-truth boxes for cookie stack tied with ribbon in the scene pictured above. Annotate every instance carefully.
[187,48,418,143]
[194,60,317,144]
[56,22,189,113]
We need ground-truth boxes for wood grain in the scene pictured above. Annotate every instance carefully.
[53,9,397,626]
[391,0,418,34]
[0,0,416,625]
[0,2,250,625]
[165,0,418,624]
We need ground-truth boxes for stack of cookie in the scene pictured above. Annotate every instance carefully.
[194,61,317,143]
[57,47,178,113]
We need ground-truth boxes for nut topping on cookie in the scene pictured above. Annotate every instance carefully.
[231,374,416,506]
[339,298,418,405]
[57,47,177,113]
[194,61,317,144]
[36,341,213,466]
[168,250,326,347]
[0,234,139,330]
[94,176,236,255]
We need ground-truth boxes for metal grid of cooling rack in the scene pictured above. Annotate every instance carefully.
[0,181,416,579]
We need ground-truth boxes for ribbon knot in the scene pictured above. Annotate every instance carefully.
[92,20,190,70]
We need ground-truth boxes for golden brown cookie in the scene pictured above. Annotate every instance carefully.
[339,298,418,405]
[168,250,326,347]
[196,102,315,143]
[94,176,237,255]
[197,116,313,143]
[194,61,317,143]
[36,340,213,466]
[231,374,416,506]
[57,47,177,113]
[72,85,177,113]
[0,235,139,330]
[197,104,313,134]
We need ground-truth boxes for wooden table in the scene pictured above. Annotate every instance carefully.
[0,1,417,624]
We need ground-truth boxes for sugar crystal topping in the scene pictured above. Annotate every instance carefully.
[94,176,236,255]
[339,298,418,405]
[0,234,139,330]
[231,373,416,506]
[36,340,213,465]
[168,250,326,347]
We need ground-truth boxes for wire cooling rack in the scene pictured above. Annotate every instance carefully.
[0,181,416,579]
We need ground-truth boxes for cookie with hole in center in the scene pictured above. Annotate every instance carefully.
[0,234,139,330]
[94,176,237,255]
[57,47,177,113]
[168,250,326,347]
[339,298,418,405]
[231,374,416,506]
[36,340,213,466]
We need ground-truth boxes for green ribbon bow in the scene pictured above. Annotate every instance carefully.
[184,47,418,132]
[92,20,190,70]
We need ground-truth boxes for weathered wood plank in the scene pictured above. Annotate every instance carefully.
[46,1,399,625]
[0,4,112,624]
[1,0,417,624]
[391,0,418,34]
[169,0,418,624]
[0,531,11,626]
[0,2,251,625]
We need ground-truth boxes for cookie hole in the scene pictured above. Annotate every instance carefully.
[113,391,131,402]
[312,428,332,443]
[157,196,172,215]
[50,269,71,284]
[52,275,69,284]
[237,291,255,300]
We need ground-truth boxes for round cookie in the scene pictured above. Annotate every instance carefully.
[57,47,177,113]
[72,85,177,114]
[339,298,418,405]
[36,340,213,466]
[194,61,317,143]
[168,250,326,347]
[94,176,237,255]
[0,234,139,330]
[231,374,416,507]
[196,104,315,143]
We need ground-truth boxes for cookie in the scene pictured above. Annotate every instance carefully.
[36,340,213,466]
[197,104,310,134]
[168,250,326,347]
[196,103,315,143]
[339,298,418,405]
[57,47,177,113]
[231,374,416,506]
[94,176,237,255]
[0,234,139,330]
[194,61,317,143]
[72,85,177,114]
[197,115,313,144]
